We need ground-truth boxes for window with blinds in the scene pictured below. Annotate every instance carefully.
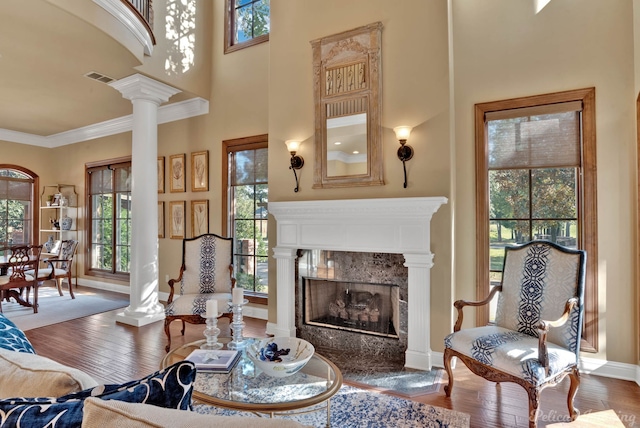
[86,160,131,278]
[224,135,268,299]
[475,88,598,352]
[0,168,34,248]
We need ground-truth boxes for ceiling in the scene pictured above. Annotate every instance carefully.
[0,1,156,138]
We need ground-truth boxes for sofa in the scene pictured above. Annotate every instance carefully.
[0,312,307,427]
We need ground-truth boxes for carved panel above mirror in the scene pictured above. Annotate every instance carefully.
[311,22,383,188]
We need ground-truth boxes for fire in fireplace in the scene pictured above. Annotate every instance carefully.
[303,278,399,338]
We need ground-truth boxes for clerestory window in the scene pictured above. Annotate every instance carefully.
[224,0,270,54]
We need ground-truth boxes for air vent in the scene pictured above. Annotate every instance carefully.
[84,71,115,84]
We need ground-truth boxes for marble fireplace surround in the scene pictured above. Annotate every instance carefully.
[268,197,447,370]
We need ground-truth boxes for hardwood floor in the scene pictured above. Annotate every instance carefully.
[24,296,640,428]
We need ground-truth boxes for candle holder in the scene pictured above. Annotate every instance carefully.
[227,299,249,350]
[200,313,223,358]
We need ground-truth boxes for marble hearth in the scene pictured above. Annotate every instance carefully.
[268,197,447,370]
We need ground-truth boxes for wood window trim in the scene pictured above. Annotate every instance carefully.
[221,134,268,237]
[84,156,132,281]
[224,0,269,54]
[474,87,598,352]
[0,164,39,248]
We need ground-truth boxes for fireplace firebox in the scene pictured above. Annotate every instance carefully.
[303,278,399,338]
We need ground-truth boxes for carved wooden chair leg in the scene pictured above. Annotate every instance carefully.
[55,278,63,296]
[65,277,75,299]
[527,387,540,428]
[567,368,581,420]
[181,320,186,335]
[164,319,172,352]
[443,348,454,396]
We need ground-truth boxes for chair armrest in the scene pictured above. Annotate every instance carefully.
[228,264,236,288]
[537,297,578,372]
[167,266,185,304]
[453,286,502,332]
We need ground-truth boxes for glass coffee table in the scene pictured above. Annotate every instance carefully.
[161,338,343,425]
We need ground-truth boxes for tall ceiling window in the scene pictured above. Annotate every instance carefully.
[475,88,598,352]
[0,166,36,252]
[86,158,131,279]
[224,0,270,54]
[223,135,268,302]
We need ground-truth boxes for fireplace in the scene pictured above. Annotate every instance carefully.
[269,197,447,370]
[303,277,399,338]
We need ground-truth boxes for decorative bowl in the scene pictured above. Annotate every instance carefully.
[246,337,315,378]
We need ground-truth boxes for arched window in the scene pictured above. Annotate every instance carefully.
[0,165,38,251]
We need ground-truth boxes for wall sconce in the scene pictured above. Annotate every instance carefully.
[285,140,304,192]
[393,126,414,188]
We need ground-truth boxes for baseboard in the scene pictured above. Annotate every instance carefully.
[77,277,131,295]
[78,279,268,321]
[431,350,640,386]
[579,355,640,385]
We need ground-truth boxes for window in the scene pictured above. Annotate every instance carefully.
[0,166,36,252]
[224,0,270,54]
[86,158,131,279]
[475,88,598,352]
[223,135,268,302]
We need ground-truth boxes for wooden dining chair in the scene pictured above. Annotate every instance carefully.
[0,245,43,314]
[27,239,77,299]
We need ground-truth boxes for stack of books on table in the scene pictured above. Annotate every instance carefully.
[185,349,241,373]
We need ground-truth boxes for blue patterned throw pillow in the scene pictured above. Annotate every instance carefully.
[0,361,196,428]
[0,312,35,354]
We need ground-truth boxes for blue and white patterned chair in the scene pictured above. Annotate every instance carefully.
[443,240,586,428]
[164,234,235,352]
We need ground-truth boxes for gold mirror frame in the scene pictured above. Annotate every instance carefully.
[311,22,384,188]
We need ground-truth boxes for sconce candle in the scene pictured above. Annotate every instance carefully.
[393,126,415,188]
[285,140,304,192]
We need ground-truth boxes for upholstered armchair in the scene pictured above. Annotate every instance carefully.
[443,240,586,428]
[164,234,235,352]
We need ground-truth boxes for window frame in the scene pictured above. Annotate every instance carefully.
[224,0,270,54]
[85,157,132,281]
[222,134,269,305]
[0,165,38,250]
[475,87,598,352]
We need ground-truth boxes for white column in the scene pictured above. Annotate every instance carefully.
[404,252,435,370]
[268,246,298,337]
[109,74,181,327]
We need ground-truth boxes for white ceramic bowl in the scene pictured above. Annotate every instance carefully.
[247,337,315,378]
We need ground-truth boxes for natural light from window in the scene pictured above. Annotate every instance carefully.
[165,0,196,74]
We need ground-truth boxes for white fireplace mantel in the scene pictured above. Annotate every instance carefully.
[268,197,447,370]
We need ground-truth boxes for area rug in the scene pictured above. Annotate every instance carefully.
[193,385,470,428]
[1,285,129,331]
[345,368,444,398]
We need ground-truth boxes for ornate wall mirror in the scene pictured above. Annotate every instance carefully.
[311,22,383,188]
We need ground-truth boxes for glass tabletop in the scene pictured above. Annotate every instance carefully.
[161,338,343,413]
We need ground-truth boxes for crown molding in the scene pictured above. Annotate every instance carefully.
[0,97,209,148]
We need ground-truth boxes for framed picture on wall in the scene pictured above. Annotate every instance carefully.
[191,151,209,192]
[169,200,185,239]
[170,154,186,193]
[158,201,165,238]
[158,157,165,193]
[191,199,209,237]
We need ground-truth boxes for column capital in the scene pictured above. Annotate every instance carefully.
[109,74,181,104]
